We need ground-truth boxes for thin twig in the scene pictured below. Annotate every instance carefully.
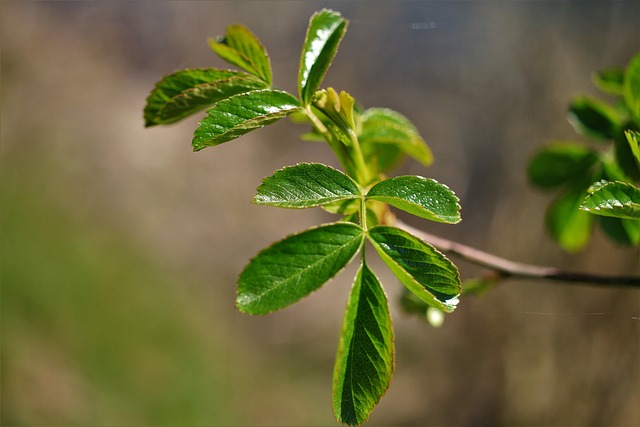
[395,219,640,288]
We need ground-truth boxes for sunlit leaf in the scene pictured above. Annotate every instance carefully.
[624,53,640,120]
[333,262,393,426]
[144,68,264,126]
[359,108,433,171]
[193,89,300,151]
[367,176,460,224]
[368,226,460,313]
[298,9,348,105]
[527,141,598,190]
[568,96,619,141]
[209,24,272,85]
[253,163,361,208]
[580,180,640,220]
[236,223,364,314]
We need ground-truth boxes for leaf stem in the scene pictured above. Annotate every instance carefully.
[394,219,640,288]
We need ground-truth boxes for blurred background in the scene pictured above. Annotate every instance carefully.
[2,1,639,426]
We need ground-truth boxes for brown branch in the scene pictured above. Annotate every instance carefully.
[394,219,640,288]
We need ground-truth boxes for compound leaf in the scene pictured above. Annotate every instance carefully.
[368,226,460,313]
[546,185,595,252]
[209,24,272,85]
[298,9,348,106]
[568,96,619,141]
[237,223,364,314]
[253,163,361,208]
[333,262,393,426]
[193,89,300,151]
[580,180,640,220]
[144,68,265,126]
[527,142,598,190]
[367,176,460,224]
[624,53,640,120]
[360,108,433,171]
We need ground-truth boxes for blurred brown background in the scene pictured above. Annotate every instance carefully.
[2,1,639,426]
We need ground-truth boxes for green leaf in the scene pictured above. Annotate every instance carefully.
[592,67,624,95]
[312,88,358,140]
[626,130,640,171]
[546,185,595,252]
[367,176,461,224]
[568,96,619,141]
[615,127,640,181]
[624,53,640,120]
[253,163,361,208]
[333,262,393,426]
[193,89,301,151]
[527,141,599,190]
[599,216,640,246]
[580,180,640,220]
[236,223,364,314]
[208,24,272,85]
[368,226,461,313]
[144,68,265,126]
[360,108,433,171]
[298,9,348,106]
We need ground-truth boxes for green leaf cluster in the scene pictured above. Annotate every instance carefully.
[529,54,640,250]
[144,9,461,425]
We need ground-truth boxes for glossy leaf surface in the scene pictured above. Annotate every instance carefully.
[209,24,272,85]
[253,163,361,208]
[237,223,364,314]
[546,186,594,252]
[624,53,640,119]
[144,69,264,126]
[298,9,348,105]
[527,142,598,190]
[568,96,619,141]
[368,226,460,313]
[359,108,433,170]
[333,262,393,426]
[193,90,300,151]
[580,180,640,220]
[367,176,461,224]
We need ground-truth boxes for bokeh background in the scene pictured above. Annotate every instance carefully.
[2,1,639,426]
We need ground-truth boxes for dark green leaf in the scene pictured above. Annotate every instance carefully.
[626,130,640,169]
[368,226,461,313]
[360,108,433,170]
[367,176,461,224]
[615,127,640,181]
[580,180,640,220]
[298,9,348,106]
[599,216,640,246]
[193,89,301,151]
[527,142,599,190]
[253,163,361,208]
[144,68,264,126]
[208,24,272,85]
[568,96,619,141]
[333,262,393,426]
[236,223,364,314]
[592,67,624,95]
[624,53,640,120]
[546,185,594,252]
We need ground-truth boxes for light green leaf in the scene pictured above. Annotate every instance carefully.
[568,96,619,141]
[237,223,364,314]
[615,128,640,181]
[360,108,433,171]
[626,130,640,171]
[193,89,301,151]
[208,24,272,85]
[298,9,348,106]
[368,226,461,313]
[527,141,598,190]
[333,262,393,426]
[144,68,264,126]
[624,53,640,120]
[546,185,595,252]
[367,176,461,224]
[592,67,624,95]
[253,163,361,208]
[580,180,640,220]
